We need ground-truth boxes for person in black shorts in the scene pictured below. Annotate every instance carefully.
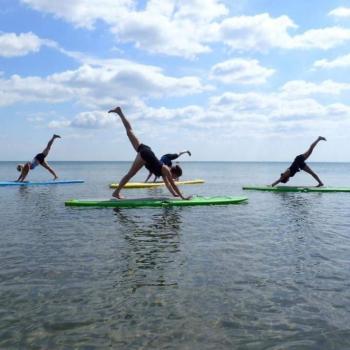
[16,134,61,182]
[108,106,191,200]
[145,150,191,182]
[271,136,326,187]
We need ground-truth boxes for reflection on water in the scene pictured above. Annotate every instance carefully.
[113,208,182,292]
[269,193,329,280]
[1,161,350,349]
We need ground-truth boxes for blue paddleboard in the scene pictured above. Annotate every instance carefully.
[0,180,84,187]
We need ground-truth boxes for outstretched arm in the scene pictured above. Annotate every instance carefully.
[163,175,178,197]
[16,171,23,182]
[16,164,29,182]
[178,150,191,158]
[271,177,281,187]
[302,165,323,187]
[164,150,191,163]
[145,171,153,183]
[271,169,291,187]
[162,167,190,199]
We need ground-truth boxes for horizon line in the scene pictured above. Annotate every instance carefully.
[1,160,350,163]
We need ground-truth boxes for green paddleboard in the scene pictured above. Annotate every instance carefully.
[65,196,248,208]
[243,185,350,193]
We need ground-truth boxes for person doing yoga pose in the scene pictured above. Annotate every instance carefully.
[108,106,191,200]
[145,150,191,183]
[271,136,326,187]
[16,134,61,182]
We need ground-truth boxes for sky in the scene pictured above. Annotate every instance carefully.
[1,0,350,161]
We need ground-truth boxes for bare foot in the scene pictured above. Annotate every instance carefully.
[316,183,324,187]
[108,106,122,115]
[53,176,58,180]
[112,191,124,199]
[53,134,61,138]
[318,136,326,141]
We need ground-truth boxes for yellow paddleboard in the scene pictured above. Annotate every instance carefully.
[109,179,205,189]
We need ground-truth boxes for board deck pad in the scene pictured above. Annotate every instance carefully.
[243,185,350,193]
[109,179,204,189]
[0,180,84,187]
[65,196,248,208]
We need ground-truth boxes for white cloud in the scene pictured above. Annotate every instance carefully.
[48,119,71,128]
[272,98,325,120]
[21,1,350,56]
[21,0,134,29]
[0,60,210,107]
[45,86,350,142]
[290,27,350,49]
[280,80,350,96]
[327,103,350,117]
[210,58,274,85]
[217,13,297,52]
[21,0,227,58]
[51,61,211,107]
[71,111,118,128]
[209,90,348,123]
[313,53,350,69]
[26,116,44,123]
[111,0,228,58]
[49,111,117,129]
[210,92,275,114]
[0,32,54,57]
[218,14,350,51]
[0,74,76,106]
[329,7,350,18]
[112,13,212,58]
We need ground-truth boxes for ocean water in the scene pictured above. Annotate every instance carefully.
[1,161,350,349]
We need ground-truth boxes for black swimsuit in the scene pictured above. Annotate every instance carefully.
[137,144,163,177]
[160,153,179,167]
[35,153,46,164]
[29,153,46,170]
[289,154,306,177]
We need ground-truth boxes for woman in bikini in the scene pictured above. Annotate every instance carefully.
[16,134,61,182]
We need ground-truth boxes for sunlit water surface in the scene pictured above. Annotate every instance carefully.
[1,161,350,349]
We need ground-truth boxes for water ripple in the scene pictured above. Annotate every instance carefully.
[1,162,350,348]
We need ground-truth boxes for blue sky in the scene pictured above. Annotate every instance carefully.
[1,0,350,161]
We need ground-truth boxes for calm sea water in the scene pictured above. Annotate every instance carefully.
[1,161,350,349]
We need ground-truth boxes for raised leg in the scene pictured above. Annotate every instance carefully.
[112,153,145,198]
[302,136,326,160]
[108,107,141,152]
[42,134,61,156]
